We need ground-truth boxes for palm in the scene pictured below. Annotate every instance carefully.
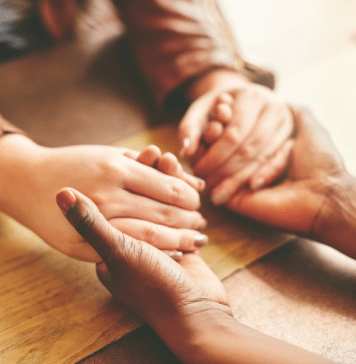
[179,253,230,307]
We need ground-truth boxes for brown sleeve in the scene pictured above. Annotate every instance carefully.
[0,115,27,138]
[117,0,274,110]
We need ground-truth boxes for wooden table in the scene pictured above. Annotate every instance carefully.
[0,22,356,364]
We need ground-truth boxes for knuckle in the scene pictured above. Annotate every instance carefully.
[73,210,95,237]
[142,224,159,245]
[169,178,185,206]
[92,192,106,211]
[117,234,138,264]
[161,205,177,227]
[100,161,127,186]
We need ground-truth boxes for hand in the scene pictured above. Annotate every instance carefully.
[56,188,232,363]
[57,188,334,364]
[227,108,356,259]
[178,69,294,204]
[5,144,207,262]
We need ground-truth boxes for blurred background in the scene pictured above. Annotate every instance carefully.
[220,0,356,175]
[1,0,356,171]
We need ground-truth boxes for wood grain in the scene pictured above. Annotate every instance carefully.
[0,125,292,363]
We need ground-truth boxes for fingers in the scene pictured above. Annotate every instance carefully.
[216,92,234,106]
[249,139,294,190]
[124,161,201,210]
[208,119,293,205]
[110,218,208,252]
[226,183,321,235]
[156,152,205,192]
[102,189,207,230]
[126,146,205,192]
[123,150,140,160]
[189,144,207,167]
[194,90,263,176]
[136,145,162,166]
[57,188,187,268]
[210,160,260,205]
[124,145,162,167]
[56,188,129,265]
[199,98,294,203]
[157,152,184,179]
[203,121,224,144]
[162,250,184,261]
[178,92,217,157]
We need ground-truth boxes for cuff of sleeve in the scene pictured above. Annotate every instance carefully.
[163,58,275,114]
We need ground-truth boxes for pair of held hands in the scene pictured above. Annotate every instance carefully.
[9,73,295,262]
[13,72,355,262]
[56,107,349,364]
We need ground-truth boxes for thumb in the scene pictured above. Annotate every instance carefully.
[56,188,142,269]
[56,188,192,319]
[178,93,215,157]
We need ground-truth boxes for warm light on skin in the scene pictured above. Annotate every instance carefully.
[38,0,79,41]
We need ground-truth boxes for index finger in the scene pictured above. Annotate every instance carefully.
[125,160,201,210]
[178,92,216,157]
[194,95,263,176]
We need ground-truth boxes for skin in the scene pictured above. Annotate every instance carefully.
[0,132,207,262]
[39,0,295,215]
[227,108,356,259]
[179,69,294,203]
[56,187,334,364]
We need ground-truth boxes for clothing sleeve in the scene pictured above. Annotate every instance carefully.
[116,0,274,110]
[0,115,27,138]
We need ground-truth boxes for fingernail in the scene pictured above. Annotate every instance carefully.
[194,234,208,247]
[250,177,265,191]
[180,138,190,156]
[56,190,76,214]
[183,138,190,149]
[196,177,206,191]
[165,250,183,261]
[211,189,228,206]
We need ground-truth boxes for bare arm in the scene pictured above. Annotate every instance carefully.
[57,187,335,364]
[0,115,207,261]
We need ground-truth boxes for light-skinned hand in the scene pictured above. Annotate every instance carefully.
[178,69,294,204]
[3,142,207,262]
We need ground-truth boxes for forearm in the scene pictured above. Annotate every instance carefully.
[313,172,356,259]
[150,308,334,364]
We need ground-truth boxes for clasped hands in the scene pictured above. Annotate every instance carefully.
[52,69,354,362]
[55,106,346,363]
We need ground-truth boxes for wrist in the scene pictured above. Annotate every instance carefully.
[0,134,49,215]
[185,68,249,102]
[312,172,356,258]
[144,298,235,364]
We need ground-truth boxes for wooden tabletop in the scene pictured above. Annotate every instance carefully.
[0,20,355,364]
